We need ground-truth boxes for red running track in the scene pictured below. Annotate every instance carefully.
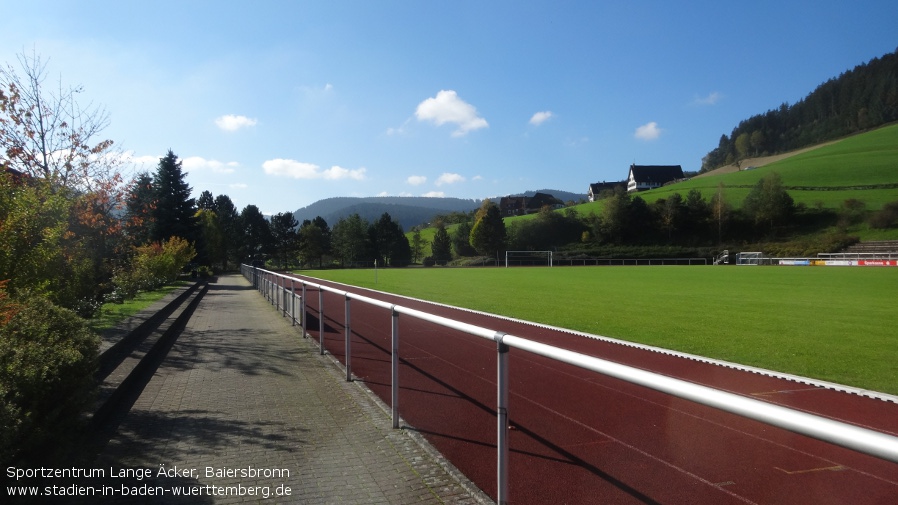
[280,274,898,504]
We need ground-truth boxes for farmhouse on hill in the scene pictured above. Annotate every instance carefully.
[627,164,684,192]
[588,181,627,201]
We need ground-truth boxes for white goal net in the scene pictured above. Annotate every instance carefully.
[505,250,553,267]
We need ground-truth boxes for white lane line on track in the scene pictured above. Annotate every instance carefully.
[293,274,898,493]
[508,348,898,489]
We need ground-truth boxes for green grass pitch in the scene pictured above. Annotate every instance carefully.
[300,266,898,395]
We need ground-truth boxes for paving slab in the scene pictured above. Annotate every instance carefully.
[88,274,490,504]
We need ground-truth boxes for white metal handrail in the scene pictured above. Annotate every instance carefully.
[241,264,898,505]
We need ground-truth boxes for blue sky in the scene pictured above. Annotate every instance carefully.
[2,1,896,215]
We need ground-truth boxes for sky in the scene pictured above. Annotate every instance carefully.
[2,1,896,215]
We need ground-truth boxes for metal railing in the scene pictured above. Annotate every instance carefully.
[240,264,898,505]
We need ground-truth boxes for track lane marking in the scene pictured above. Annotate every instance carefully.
[503,349,898,489]
[292,274,898,496]
[507,386,761,504]
[774,465,847,474]
[750,388,824,397]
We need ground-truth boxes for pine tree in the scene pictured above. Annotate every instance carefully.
[151,151,197,244]
[125,171,155,246]
[431,224,452,264]
[197,190,215,211]
[240,204,273,262]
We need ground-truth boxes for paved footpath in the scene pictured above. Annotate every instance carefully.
[90,274,490,504]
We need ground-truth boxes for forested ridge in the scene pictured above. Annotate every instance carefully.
[702,48,898,172]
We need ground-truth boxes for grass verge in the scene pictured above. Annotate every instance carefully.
[88,281,189,333]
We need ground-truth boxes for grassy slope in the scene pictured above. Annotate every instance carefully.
[645,123,898,210]
[303,266,898,395]
[445,123,898,239]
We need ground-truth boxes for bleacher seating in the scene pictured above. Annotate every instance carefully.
[839,240,898,255]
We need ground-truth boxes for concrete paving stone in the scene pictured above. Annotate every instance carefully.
[89,274,492,505]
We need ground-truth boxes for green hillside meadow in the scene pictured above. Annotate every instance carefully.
[527,123,898,239]
[642,123,898,210]
[301,266,898,395]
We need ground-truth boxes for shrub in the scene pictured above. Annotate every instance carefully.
[869,201,898,229]
[112,236,196,299]
[0,288,99,465]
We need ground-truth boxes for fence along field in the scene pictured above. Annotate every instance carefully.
[300,265,898,396]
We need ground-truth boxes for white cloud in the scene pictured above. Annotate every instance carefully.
[322,165,367,180]
[407,175,427,186]
[422,191,446,198]
[182,156,238,174]
[693,92,722,105]
[529,111,553,126]
[415,90,488,137]
[435,172,465,186]
[634,122,662,141]
[229,183,248,189]
[262,159,366,180]
[215,114,258,131]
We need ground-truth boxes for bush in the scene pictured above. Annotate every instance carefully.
[112,236,196,299]
[869,201,898,229]
[0,289,99,465]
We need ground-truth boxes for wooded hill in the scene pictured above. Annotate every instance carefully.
[291,190,585,231]
[701,48,898,172]
[292,196,481,231]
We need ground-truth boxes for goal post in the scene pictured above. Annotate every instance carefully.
[736,252,765,266]
[505,250,553,267]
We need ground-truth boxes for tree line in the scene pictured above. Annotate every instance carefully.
[433,177,798,263]
[702,48,898,172]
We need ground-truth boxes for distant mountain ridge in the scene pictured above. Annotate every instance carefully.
[292,196,482,231]
[509,189,588,203]
[291,190,585,231]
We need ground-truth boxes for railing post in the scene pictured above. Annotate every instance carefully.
[391,306,400,429]
[318,288,325,355]
[345,295,352,382]
[496,332,509,505]
[301,283,307,338]
[290,279,296,326]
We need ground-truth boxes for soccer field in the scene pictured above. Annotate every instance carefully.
[300,266,898,395]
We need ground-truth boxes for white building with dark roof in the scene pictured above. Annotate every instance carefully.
[626,164,684,192]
